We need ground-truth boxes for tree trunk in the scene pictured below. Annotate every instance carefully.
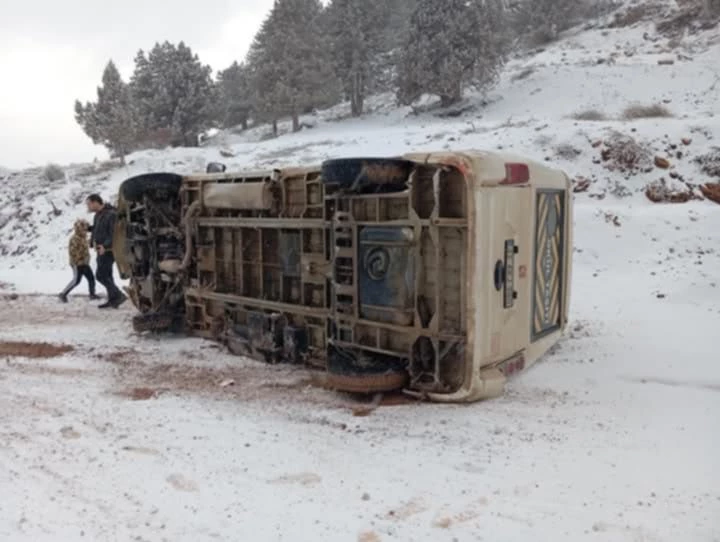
[292,112,300,132]
[350,72,364,117]
[272,119,278,137]
[440,82,463,108]
[241,118,248,131]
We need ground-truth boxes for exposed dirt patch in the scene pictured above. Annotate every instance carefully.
[60,426,81,439]
[125,361,317,401]
[349,391,421,416]
[115,387,160,401]
[0,293,132,328]
[9,365,87,378]
[107,354,422,414]
[95,348,142,365]
[0,341,74,358]
[378,392,420,407]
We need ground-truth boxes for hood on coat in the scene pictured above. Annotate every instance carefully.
[73,219,90,235]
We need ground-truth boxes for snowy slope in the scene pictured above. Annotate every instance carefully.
[1,20,719,287]
[1,7,720,542]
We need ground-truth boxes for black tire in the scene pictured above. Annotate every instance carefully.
[326,346,408,394]
[321,158,414,194]
[120,173,183,203]
[132,312,182,334]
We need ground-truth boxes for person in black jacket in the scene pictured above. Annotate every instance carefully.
[86,194,127,309]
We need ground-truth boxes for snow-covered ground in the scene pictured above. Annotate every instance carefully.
[1,8,720,542]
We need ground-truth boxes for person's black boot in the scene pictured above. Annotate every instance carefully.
[58,294,68,303]
[89,294,101,301]
[98,300,114,309]
[112,293,128,309]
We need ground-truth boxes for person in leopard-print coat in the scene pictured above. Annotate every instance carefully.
[58,219,99,302]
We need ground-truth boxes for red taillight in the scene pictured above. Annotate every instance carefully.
[501,163,530,185]
[503,355,526,376]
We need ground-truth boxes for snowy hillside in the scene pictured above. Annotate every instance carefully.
[1,5,720,542]
[1,16,719,286]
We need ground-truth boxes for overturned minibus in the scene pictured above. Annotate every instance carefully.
[114,151,572,402]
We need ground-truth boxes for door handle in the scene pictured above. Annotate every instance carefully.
[502,240,518,308]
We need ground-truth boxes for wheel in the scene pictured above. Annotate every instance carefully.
[119,173,183,203]
[326,346,409,394]
[132,312,182,333]
[321,158,414,194]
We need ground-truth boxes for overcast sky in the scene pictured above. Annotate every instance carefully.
[0,0,274,169]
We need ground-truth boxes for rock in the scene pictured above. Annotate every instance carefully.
[657,59,675,65]
[645,178,696,203]
[700,183,720,205]
[573,177,591,193]
[681,138,692,146]
[654,156,671,169]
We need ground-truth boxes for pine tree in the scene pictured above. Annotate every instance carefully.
[247,0,339,134]
[396,0,509,107]
[382,0,419,50]
[704,0,720,17]
[326,0,389,116]
[130,42,215,147]
[74,61,137,164]
[216,62,253,130]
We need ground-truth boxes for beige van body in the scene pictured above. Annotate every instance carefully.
[116,150,572,402]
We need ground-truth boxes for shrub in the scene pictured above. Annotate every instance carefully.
[601,131,652,174]
[622,104,673,119]
[695,147,720,178]
[43,163,65,182]
[556,143,582,160]
[571,109,608,121]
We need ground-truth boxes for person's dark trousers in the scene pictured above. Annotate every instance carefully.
[96,252,122,303]
[59,265,97,298]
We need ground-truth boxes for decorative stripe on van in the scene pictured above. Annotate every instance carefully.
[532,190,565,341]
